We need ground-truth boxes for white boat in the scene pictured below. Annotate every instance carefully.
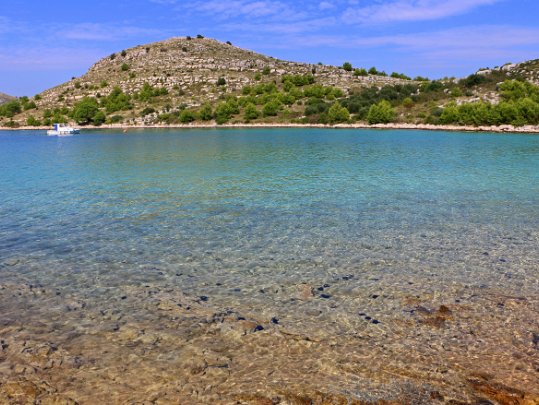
[47,123,80,136]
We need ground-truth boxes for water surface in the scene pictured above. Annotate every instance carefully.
[0,128,538,403]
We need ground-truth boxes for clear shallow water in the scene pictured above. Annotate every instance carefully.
[1,128,538,403]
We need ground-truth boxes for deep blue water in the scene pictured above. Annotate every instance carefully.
[1,128,539,294]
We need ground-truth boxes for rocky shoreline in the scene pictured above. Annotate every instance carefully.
[2,122,539,134]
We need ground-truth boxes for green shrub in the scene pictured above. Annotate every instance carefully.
[72,97,100,125]
[262,99,282,117]
[327,102,350,123]
[243,103,260,121]
[179,109,197,123]
[0,100,22,118]
[342,62,353,71]
[354,68,368,77]
[102,87,132,113]
[141,107,156,116]
[282,74,315,87]
[304,98,330,116]
[135,83,168,101]
[198,103,213,121]
[367,100,395,124]
[402,97,414,109]
[26,116,41,126]
[217,77,226,86]
[92,111,106,126]
[23,101,37,111]
[215,99,240,124]
[121,63,130,71]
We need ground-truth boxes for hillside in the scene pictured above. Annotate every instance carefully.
[0,37,412,127]
[0,92,15,105]
[0,37,538,129]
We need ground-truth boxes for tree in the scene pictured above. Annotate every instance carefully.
[367,100,395,124]
[179,109,197,123]
[354,68,368,77]
[72,97,99,125]
[92,111,106,126]
[243,103,259,121]
[217,77,226,86]
[198,103,213,121]
[342,62,353,71]
[439,102,460,124]
[262,99,282,117]
[215,99,240,124]
[102,87,132,113]
[0,100,22,118]
[327,102,350,123]
[368,67,378,75]
[196,34,204,39]
[121,63,130,71]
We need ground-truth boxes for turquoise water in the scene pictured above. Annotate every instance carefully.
[2,128,539,273]
[1,128,539,402]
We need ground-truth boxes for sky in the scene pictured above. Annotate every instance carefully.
[1,0,538,96]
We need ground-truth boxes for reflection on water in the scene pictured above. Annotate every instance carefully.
[0,128,538,403]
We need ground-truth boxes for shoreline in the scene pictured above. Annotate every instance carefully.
[1,122,539,133]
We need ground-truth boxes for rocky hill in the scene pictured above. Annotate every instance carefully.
[0,37,412,127]
[1,37,537,129]
[0,92,15,105]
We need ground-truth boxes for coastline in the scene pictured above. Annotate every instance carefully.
[1,122,539,134]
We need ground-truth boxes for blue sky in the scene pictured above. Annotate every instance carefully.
[1,0,538,96]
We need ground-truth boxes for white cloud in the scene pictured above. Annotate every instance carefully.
[343,0,501,23]
[188,0,304,21]
[319,1,335,10]
[252,24,539,69]
[221,17,336,34]
[0,46,105,71]
[351,25,539,50]
[57,23,165,41]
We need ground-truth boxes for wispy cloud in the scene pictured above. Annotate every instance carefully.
[0,46,105,71]
[221,17,336,34]
[319,1,335,11]
[187,0,305,21]
[351,25,539,50]
[57,23,165,41]
[343,0,501,24]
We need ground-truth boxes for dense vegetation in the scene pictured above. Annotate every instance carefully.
[437,80,539,126]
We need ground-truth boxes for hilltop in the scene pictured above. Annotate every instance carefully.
[0,37,538,129]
